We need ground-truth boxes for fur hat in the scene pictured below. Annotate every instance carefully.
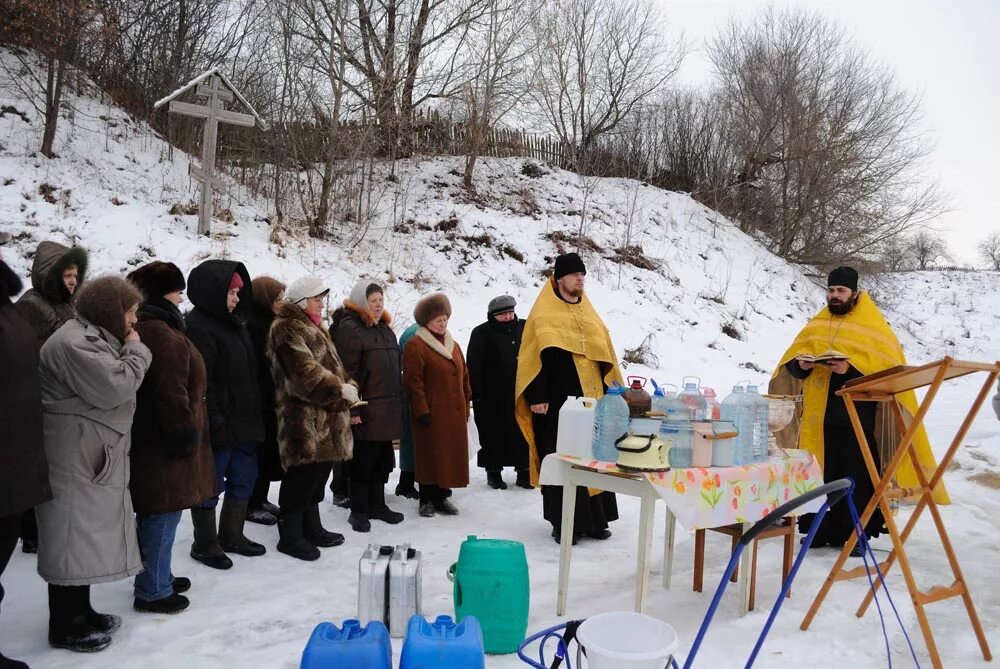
[76,275,142,343]
[127,261,185,300]
[487,294,516,317]
[252,276,286,312]
[286,276,329,305]
[827,266,858,291]
[554,252,587,280]
[414,292,452,326]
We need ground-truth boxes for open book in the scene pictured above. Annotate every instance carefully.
[796,349,849,364]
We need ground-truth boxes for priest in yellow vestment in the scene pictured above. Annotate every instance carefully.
[515,253,624,544]
[773,266,949,553]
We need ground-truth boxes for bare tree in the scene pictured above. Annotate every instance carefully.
[977,232,1000,270]
[529,0,684,170]
[877,235,911,272]
[708,7,948,265]
[908,230,949,270]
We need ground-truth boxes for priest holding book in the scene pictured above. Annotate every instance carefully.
[771,266,949,554]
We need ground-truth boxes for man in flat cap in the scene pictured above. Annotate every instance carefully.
[468,295,531,490]
[772,266,948,555]
[515,253,623,543]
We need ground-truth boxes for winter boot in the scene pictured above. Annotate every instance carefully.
[261,501,281,517]
[190,508,234,570]
[0,652,29,669]
[246,507,277,526]
[219,498,266,557]
[486,470,507,490]
[394,470,419,499]
[349,512,371,533]
[368,486,404,524]
[304,505,344,547]
[418,503,436,518]
[277,513,320,561]
[134,593,190,615]
[515,469,533,489]
[48,617,112,653]
[171,577,191,594]
[434,498,459,515]
[79,586,121,635]
[48,587,112,653]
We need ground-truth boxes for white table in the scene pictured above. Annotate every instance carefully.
[544,456,756,617]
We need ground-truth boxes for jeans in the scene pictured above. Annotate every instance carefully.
[199,442,258,509]
[134,511,182,601]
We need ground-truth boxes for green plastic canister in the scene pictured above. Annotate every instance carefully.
[447,535,529,654]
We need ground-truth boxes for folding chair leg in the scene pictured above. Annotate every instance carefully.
[749,540,758,612]
[782,530,794,599]
[731,535,740,583]
[693,529,705,593]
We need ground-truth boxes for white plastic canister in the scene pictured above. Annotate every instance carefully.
[556,397,597,459]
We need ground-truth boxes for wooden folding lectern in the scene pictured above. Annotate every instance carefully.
[801,357,999,669]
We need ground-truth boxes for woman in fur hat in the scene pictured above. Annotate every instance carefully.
[35,276,151,652]
[332,280,405,532]
[267,276,355,560]
[246,276,287,525]
[402,293,472,516]
[127,262,216,615]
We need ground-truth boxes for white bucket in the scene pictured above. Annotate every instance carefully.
[557,397,597,459]
[576,612,678,669]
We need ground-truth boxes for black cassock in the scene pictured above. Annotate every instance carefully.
[526,346,618,535]
[787,361,884,546]
[467,316,529,471]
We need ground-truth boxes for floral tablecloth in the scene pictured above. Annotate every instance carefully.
[539,452,824,530]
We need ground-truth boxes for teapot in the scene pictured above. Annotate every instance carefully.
[615,418,669,472]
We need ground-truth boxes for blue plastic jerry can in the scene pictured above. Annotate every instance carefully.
[300,618,391,669]
[400,614,485,669]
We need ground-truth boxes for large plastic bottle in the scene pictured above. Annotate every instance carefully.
[678,377,708,420]
[720,385,749,465]
[650,380,670,417]
[591,384,630,462]
[745,384,770,463]
[701,387,722,420]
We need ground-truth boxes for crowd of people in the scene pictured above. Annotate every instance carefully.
[0,237,621,665]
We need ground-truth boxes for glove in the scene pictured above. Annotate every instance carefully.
[416,413,431,428]
[341,383,361,405]
[163,428,198,459]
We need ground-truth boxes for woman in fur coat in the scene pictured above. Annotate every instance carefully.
[402,293,472,517]
[267,277,356,560]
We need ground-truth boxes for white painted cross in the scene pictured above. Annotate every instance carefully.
[154,70,266,236]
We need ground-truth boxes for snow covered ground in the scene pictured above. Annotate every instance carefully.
[2,51,999,667]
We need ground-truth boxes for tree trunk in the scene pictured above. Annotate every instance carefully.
[41,55,66,158]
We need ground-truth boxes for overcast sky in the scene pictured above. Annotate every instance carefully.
[660,0,1000,265]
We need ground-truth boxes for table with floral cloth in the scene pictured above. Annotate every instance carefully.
[539,451,825,616]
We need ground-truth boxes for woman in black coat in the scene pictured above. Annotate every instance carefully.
[0,255,51,666]
[333,280,405,532]
[246,276,286,525]
[185,260,266,567]
[467,295,531,489]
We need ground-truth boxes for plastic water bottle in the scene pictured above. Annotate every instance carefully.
[745,385,770,463]
[701,387,722,420]
[592,385,629,462]
[650,380,669,416]
[678,377,707,420]
[720,385,749,465]
[663,419,693,468]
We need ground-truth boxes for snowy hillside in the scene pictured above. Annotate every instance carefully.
[2,51,1000,668]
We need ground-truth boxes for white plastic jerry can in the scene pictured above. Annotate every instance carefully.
[358,544,392,625]
[556,397,597,459]
[388,543,422,638]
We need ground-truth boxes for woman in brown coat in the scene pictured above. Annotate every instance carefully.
[128,262,217,614]
[268,276,355,561]
[402,293,472,517]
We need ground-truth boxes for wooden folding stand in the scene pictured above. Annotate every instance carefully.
[801,357,999,669]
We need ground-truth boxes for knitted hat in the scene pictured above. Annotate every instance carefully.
[127,261,185,299]
[76,275,142,343]
[554,252,586,280]
[286,276,329,305]
[487,294,516,317]
[252,276,286,311]
[827,266,858,291]
[414,292,452,326]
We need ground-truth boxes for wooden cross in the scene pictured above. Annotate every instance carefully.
[161,73,257,235]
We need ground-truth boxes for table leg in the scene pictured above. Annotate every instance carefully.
[738,521,752,617]
[635,494,654,613]
[556,473,578,616]
[662,507,676,589]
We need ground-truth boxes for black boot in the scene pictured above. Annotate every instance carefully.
[277,513,320,561]
[486,469,507,490]
[304,505,344,547]
[79,585,121,635]
[0,652,29,668]
[515,469,533,489]
[171,576,191,594]
[134,593,190,614]
[395,470,419,499]
[48,585,112,653]
[219,498,266,557]
[368,485,404,524]
[190,508,233,570]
